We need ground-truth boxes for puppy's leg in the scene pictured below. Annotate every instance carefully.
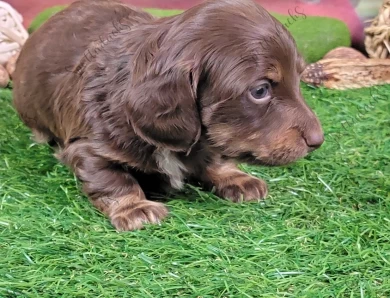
[203,159,268,203]
[58,140,168,231]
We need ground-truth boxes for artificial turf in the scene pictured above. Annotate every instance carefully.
[0,83,389,297]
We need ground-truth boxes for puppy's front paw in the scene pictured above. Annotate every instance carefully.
[216,176,268,203]
[110,200,168,231]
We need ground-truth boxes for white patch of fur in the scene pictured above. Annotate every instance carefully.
[31,129,50,143]
[154,149,187,190]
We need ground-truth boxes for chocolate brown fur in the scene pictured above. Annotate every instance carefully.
[13,0,324,231]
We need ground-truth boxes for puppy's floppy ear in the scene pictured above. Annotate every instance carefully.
[127,55,202,153]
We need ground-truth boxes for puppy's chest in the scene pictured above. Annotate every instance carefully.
[153,149,188,190]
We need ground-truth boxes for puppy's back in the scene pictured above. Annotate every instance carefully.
[13,0,154,144]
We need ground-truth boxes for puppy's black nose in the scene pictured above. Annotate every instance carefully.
[304,131,324,150]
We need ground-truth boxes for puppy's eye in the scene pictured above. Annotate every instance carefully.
[249,81,272,104]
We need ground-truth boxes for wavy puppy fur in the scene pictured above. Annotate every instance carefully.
[13,0,324,231]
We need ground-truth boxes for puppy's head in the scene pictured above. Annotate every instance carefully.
[128,0,324,166]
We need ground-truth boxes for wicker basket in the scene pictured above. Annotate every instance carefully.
[365,1,390,58]
[0,1,28,66]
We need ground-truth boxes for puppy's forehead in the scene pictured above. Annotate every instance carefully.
[186,0,302,85]
[190,0,282,34]
[252,22,303,79]
[200,1,299,62]
[202,0,274,19]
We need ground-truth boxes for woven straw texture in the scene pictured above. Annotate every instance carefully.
[365,1,390,59]
[0,1,28,66]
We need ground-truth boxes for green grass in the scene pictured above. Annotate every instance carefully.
[0,83,389,297]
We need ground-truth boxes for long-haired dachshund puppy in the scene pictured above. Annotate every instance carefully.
[13,0,324,231]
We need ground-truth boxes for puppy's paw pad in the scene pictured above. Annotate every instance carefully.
[218,177,268,203]
[110,201,168,231]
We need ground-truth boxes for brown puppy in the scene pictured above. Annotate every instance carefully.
[13,0,324,231]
